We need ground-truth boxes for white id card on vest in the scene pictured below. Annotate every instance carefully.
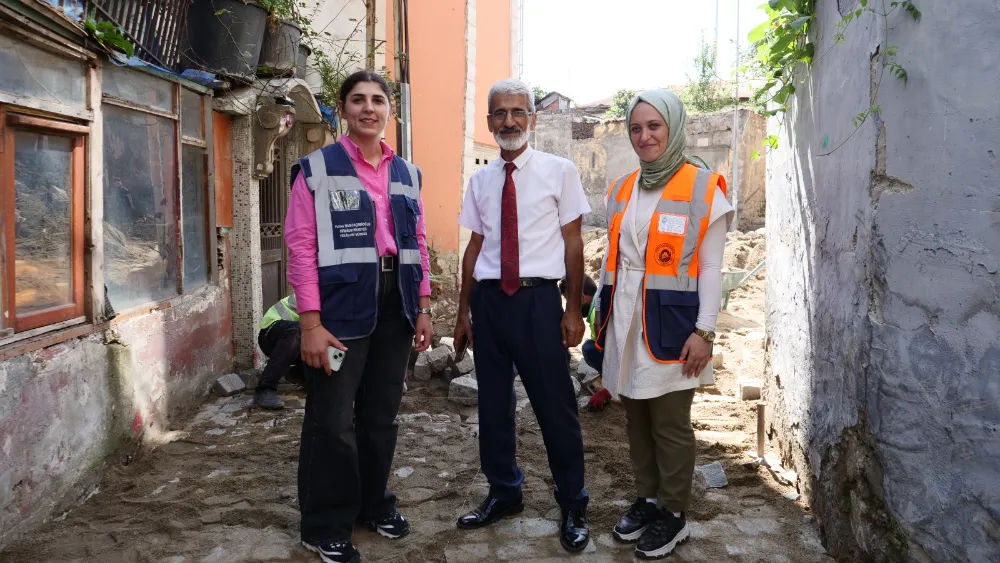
[657,213,688,235]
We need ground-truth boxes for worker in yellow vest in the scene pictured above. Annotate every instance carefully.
[593,89,733,559]
[255,293,302,409]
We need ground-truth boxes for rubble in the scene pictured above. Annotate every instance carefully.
[451,351,475,376]
[449,376,478,406]
[426,346,452,372]
[695,461,729,488]
[738,378,762,401]
[212,374,245,397]
[412,353,433,381]
[712,352,725,369]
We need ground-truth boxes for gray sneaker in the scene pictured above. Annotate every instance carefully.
[254,388,284,410]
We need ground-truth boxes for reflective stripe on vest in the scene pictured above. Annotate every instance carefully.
[295,143,424,340]
[260,293,299,331]
[593,163,726,363]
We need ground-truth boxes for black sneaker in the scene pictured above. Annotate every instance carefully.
[635,511,690,559]
[301,540,360,563]
[254,388,284,410]
[613,498,659,542]
[366,510,410,539]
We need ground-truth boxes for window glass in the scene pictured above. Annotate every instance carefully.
[181,88,203,139]
[182,144,208,289]
[102,64,173,113]
[103,104,178,309]
[13,132,74,313]
[0,35,86,108]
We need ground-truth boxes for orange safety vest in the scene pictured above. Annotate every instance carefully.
[594,163,727,363]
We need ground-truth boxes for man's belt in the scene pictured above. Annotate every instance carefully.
[479,277,557,288]
[379,255,397,272]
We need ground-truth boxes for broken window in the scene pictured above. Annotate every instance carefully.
[0,110,86,333]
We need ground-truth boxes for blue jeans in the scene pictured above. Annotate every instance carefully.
[582,340,603,374]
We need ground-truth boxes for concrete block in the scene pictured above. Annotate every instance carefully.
[577,358,598,380]
[712,352,724,369]
[452,350,475,375]
[427,346,453,373]
[449,376,478,407]
[413,353,432,381]
[695,461,729,488]
[738,378,762,401]
[212,373,245,397]
[238,369,260,389]
[437,337,455,354]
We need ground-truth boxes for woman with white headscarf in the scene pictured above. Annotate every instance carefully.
[592,89,733,559]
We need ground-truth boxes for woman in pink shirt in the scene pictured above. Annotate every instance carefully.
[286,70,432,563]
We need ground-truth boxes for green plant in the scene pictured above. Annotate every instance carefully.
[744,0,920,158]
[605,88,637,119]
[532,86,549,103]
[680,37,737,114]
[84,18,134,58]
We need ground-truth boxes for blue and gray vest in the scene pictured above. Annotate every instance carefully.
[290,142,423,340]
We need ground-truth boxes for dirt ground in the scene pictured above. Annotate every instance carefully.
[0,229,831,563]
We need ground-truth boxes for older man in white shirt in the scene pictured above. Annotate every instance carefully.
[453,78,592,553]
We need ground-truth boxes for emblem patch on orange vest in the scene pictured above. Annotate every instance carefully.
[655,243,676,267]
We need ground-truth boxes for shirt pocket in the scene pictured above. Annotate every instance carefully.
[656,290,700,352]
[319,265,362,320]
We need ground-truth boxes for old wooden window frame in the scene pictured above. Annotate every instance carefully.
[0,108,87,334]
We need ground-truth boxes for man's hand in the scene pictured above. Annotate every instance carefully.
[679,332,712,378]
[561,310,585,348]
[300,312,347,376]
[454,308,474,348]
[414,313,433,353]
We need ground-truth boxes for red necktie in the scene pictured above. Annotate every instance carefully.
[500,162,520,296]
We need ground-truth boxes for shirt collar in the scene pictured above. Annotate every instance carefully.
[339,135,394,164]
[502,145,534,171]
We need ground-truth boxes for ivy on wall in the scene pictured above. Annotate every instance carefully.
[744,0,921,157]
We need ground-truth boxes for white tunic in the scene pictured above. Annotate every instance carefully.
[601,174,733,400]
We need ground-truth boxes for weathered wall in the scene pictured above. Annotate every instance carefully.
[764,1,1000,562]
[535,108,766,230]
[0,283,234,549]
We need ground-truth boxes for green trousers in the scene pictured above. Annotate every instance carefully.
[621,388,696,513]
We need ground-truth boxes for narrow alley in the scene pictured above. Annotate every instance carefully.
[0,232,832,563]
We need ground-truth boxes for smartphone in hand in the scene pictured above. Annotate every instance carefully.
[454,334,469,363]
[327,346,346,372]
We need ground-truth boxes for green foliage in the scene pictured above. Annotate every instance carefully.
[84,18,134,58]
[679,37,736,114]
[605,88,637,119]
[746,0,921,157]
[532,86,549,104]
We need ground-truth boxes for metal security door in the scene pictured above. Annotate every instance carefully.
[259,143,287,312]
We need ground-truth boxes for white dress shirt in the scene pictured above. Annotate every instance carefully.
[459,146,591,281]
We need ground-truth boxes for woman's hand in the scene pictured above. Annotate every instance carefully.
[300,312,347,376]
[680,332,712,378]
[414,313,433,353]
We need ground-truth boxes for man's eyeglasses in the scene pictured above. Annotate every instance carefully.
[490,109,531,121]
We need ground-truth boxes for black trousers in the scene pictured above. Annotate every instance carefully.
[257,320,302,390]
[471,281,588,510]
[297,270,414,543]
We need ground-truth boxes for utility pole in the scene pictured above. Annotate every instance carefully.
[365,0,377,70]
[731,0,741,231]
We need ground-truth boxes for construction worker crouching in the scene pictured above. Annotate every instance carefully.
[255,293,305,409]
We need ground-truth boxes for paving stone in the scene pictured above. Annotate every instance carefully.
[427,346,453,373]
[712,352,725,369]
[437,337,456,354]
[444,543,491,563]
[449,376,478,406]
[738,378,762,400]
[695,461,729,488]
[452,351,475,375]
[413,353,433,381]
[212,374,245,397]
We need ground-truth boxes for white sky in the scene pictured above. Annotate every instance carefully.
[521,0,768,104]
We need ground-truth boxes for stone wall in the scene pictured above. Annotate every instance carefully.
[764,1,1000,561]
[0,282,234,549]
[534,108,766,230]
